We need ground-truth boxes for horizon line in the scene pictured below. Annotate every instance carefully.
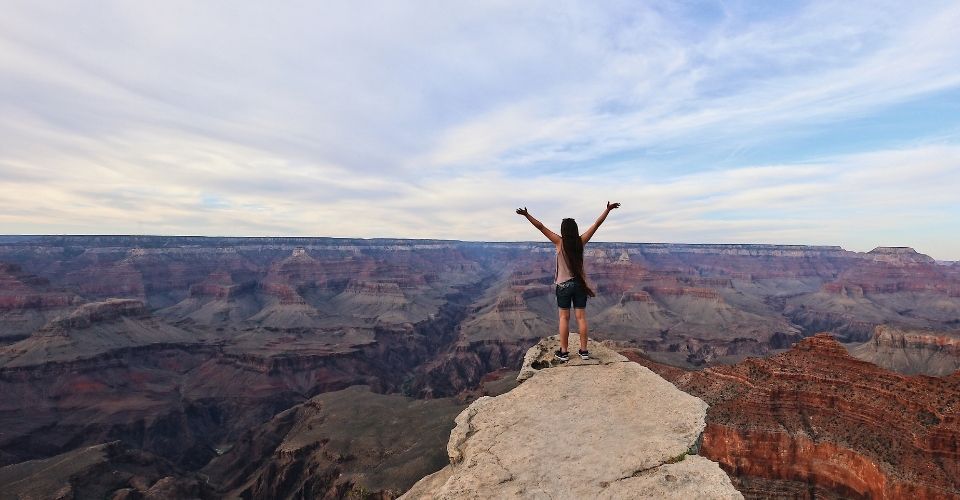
[0,234,938,255]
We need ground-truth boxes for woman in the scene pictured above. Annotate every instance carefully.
[516,201,620,361]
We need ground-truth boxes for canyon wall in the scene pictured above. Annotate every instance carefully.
[635,334,960,499]
[2,236,960,497]
[848,325,960,376]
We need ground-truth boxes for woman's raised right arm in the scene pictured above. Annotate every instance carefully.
[516,207,561,244]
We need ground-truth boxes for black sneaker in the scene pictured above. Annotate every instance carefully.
[578,349,590,360]
[554,349,569,362]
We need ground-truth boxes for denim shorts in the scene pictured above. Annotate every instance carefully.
[556,279,588,309]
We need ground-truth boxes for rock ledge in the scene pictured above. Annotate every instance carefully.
[402,336,742,499]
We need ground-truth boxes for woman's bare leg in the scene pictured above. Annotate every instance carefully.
[574,308,588,351]
[558,308,571,352]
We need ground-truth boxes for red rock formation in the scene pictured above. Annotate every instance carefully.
[620,291,654,303]
[509,275,551,287]
[519,285,550,299]
[0,263,79,310]
[0,263,82,342]
[640,334,960,499]
[42,298,148,331]
[491,285,552,313]
[785,307,880,340]
[64,259,147,299]
[266,248,332,289]
[259,282,306,304]
[409,338,534,398]
[634,243,851,280]
[343,280,406,298]
[848,325,960,376]
[868,325,960,355]
[868,247,937,265]
[682,276,734,288]
[824,248,954,296]
[586,259,652,295]
[494,294,527,312]
[188,272,255,299]
[645,286,722,301]
[820,282,865,296]
[0,293,77,310]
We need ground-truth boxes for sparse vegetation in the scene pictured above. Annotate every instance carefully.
[666,452,687,464]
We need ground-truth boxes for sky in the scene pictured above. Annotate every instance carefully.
[1,1,959,259]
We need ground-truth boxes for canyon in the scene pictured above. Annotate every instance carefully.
[630,334,960,499]
[1,235,959,498]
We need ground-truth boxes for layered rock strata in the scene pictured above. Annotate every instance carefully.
[848,325,960,376]
[637,334,960,499]
[402,336,742,499]
[0,440,211,499]
[2,236,960,495]
[0,263,80,343]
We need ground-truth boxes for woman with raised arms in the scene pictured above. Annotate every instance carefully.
[516,202,620,361]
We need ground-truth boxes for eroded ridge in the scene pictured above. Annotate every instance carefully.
[643,334,960,498]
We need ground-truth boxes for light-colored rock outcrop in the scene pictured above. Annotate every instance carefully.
[402,336,742,499]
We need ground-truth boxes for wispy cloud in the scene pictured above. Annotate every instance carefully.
[0,1,959,258]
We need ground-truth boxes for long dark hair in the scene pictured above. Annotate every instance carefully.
[560,218,595,297]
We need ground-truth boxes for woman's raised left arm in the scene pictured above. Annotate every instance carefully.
[516,207,561,244]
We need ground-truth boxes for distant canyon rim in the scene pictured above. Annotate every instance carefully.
[0,235,958,498]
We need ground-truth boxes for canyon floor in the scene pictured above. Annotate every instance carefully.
[1,236,959,498]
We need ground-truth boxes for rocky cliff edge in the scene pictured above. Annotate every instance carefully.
[402,336,742,499]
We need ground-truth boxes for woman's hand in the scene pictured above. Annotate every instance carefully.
[517,207,561,243]
[607,201,621,211]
